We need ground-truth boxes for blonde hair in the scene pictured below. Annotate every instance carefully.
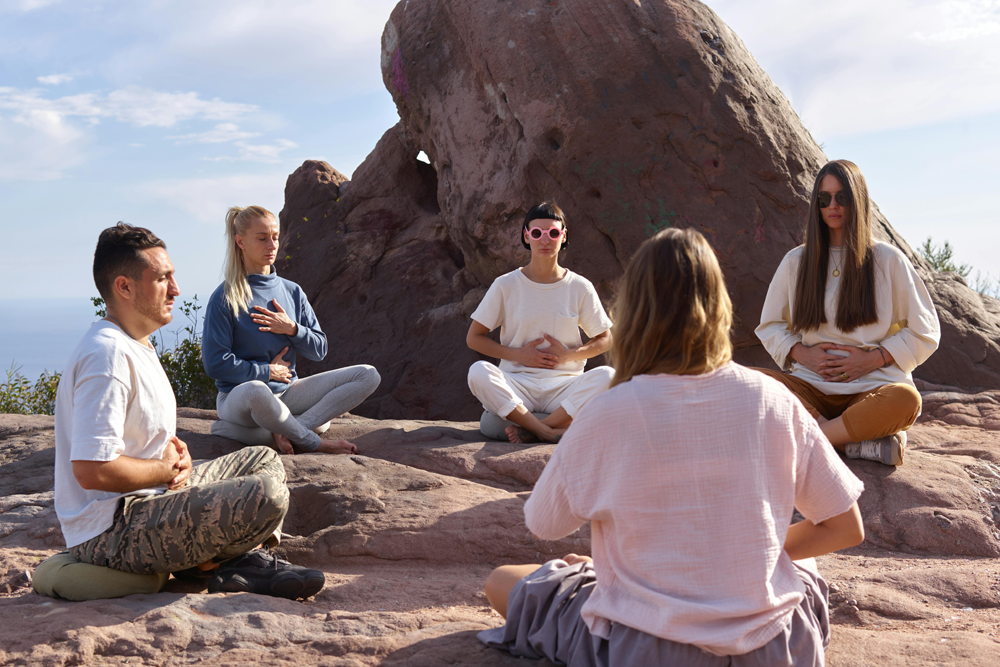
[610,228,732,386]
[223,205,276,317]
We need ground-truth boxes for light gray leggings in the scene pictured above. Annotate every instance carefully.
[213,365,380,452]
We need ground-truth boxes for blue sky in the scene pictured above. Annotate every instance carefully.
[2,0,998,306]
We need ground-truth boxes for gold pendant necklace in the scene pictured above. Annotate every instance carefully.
[832,253,843,278]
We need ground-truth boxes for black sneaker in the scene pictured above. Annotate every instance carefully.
[171,566,215,582]
[207,548,325,600]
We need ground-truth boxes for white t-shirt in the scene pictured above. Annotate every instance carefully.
[54,321,177,548]
[470,268,613,378]
[526,363,864,656]
[755,242,940,395]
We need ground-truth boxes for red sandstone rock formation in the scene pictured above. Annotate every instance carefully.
[278,0,1000,420]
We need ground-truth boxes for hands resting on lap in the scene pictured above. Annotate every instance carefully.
[790,342,891,383]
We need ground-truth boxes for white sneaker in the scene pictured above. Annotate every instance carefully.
[845,431,906,466]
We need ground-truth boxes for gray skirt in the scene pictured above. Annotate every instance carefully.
[478,560,831,667]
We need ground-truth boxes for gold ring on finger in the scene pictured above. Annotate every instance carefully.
[841,373,848,380]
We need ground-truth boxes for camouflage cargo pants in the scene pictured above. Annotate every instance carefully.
[70,446,288,574]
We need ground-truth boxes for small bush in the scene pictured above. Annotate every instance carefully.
[0,364,61,415]
[919,237,971,278]
[150,296,217,410]
[1,296,217,416]
[919,237,999,299]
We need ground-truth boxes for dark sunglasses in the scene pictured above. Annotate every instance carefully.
[527,227,565,240]
[817,191,851,208]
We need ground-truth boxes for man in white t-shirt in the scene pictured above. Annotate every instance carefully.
[54,223,323,600]
[467,202,614,444]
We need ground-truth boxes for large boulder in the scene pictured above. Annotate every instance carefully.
[278,0,1000,421]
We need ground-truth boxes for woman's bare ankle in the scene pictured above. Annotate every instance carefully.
[272,432,294,455]
[316,439,358,455]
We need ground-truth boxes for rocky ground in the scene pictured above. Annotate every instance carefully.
[2,385,1000,665]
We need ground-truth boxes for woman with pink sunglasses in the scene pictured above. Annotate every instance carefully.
[479,228,864,665]
[466,202,614,444]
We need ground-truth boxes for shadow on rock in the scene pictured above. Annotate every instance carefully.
[280,455,588,571]
[381,628,551,667]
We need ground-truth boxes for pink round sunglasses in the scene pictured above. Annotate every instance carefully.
[526,227,565,240]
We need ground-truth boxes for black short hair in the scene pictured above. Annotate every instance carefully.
[521,201,568,249]
[93,222,166,302]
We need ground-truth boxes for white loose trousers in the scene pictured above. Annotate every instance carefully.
[468,360,614,419]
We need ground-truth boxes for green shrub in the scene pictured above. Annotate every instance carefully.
[1,296,217,416]
[919,237,971,278]
[154,297,217,410]
[0,364,61,415]
[919,237,999,299]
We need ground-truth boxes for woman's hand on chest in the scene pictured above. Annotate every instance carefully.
[251,299,298,337]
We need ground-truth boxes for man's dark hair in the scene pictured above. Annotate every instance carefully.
[521,201,568,250]
[93,222,166,302]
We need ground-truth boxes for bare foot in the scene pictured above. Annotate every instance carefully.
[506,425,539,444]
[316,439,358,455]
[506,424,564,445]
[272,432,294,455]
[563,553,593,566]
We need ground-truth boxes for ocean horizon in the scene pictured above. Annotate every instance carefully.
[0,297,196,383]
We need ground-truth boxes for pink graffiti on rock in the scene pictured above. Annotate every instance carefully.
[392,48,410,99]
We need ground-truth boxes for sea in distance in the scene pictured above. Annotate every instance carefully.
[0,298,192,383]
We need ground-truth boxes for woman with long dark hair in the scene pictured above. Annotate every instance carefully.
[756,159,940,466]
[201,205,380,455]
[479,228,864,665]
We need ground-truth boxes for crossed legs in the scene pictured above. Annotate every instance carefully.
[754,369,921,449]
[70,446,287,574]
[468,362,615,444]
[214,365,380,454]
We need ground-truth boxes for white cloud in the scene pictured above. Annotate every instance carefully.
[0,112,87,180]
[0,85,261,180]
[203,138,298,163]
[139,173,287,224]
[37,73,73,85]
[168,122,260,144]
[235,139,298,163]
[101,0,399,97]
[708,0,1000,138]
[912,0,1000,40]
[0,86,257,129]
[0,0,62,11]
[102,87,257,127]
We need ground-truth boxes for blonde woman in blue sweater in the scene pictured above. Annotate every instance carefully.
[202,205,380,455]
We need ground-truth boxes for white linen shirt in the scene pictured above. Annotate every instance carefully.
[525,363,864,656]
[755,242,940,395]
[471,268,613,378]
[54,321,176,548]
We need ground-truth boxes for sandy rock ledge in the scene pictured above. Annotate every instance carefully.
[3,394,1000,664]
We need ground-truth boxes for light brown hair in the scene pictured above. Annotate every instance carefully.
[610,227,732,386]
[791,159,877,333]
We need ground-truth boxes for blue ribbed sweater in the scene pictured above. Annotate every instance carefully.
[201,271,327,393]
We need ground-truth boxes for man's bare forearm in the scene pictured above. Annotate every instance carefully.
[73,454,176,493]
